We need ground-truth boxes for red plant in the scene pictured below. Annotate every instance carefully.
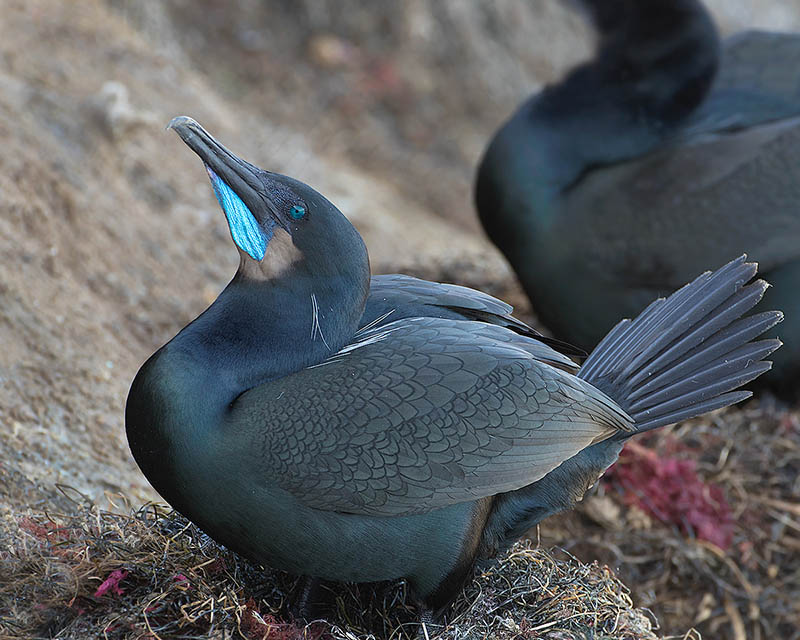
[18,516,81,560]
[18,516,71,542]
[605,442,734,550]
[94,569,129,598]
[172,573,191,590]
[240,598,327,640]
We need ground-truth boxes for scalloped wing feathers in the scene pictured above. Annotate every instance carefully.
[229,318,631,516]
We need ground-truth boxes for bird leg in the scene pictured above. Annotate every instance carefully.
[291,576,333,621]
[415,608,438,640]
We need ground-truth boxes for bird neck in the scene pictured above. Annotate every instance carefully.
[125,265,368,507]
[185,268,367,385]
[476,0,720,258]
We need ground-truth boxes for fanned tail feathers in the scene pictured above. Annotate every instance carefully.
[578,256,782,434]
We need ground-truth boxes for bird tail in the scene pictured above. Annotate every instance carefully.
[578,256,782,434]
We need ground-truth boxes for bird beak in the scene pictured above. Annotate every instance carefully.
[167,116,263,208]
[168,116,272,261]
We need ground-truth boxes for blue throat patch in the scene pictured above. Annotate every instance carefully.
[206,166,271,261]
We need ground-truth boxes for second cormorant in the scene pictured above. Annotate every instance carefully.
[476,0,800,386]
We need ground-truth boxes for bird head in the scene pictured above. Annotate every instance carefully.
[167,116,368,285]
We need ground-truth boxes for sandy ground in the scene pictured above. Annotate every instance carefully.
[2,1,800,637]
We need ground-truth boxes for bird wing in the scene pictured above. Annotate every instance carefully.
[227,317,631,516]
[364,275,584,360]
[367,274,518,321]
[560,117,800,291]
[684,31,800,136]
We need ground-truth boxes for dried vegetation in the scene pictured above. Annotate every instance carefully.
[1,493,667,640]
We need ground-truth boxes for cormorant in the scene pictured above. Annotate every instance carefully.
[126,116,781,620]
[475,0,800,385]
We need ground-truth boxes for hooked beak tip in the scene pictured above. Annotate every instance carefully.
[166,115,198,132]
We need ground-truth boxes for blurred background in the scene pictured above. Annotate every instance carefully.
[1,1,799,637]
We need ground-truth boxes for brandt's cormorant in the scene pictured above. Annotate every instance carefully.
[476,0,800,385]
[126,116,781,620]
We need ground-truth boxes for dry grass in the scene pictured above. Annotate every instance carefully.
[560,396,800,640]
[0,491,679,640]
[2,396,796,639]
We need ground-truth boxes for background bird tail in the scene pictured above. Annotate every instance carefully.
[578,256,782,434]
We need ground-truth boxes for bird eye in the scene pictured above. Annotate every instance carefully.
[290,205,306,220]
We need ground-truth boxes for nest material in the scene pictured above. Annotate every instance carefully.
[0,496,675,640]
[2,399,796,640]
[561,396,800,640]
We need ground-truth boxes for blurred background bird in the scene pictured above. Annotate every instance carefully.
[476,0,800,389]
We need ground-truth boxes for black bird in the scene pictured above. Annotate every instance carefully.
[476,0,800,384]
[126,116,781,620]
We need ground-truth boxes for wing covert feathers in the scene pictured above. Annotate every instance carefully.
[233,318,629,516]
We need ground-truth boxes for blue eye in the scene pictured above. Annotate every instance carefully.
[290,205,306,220]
